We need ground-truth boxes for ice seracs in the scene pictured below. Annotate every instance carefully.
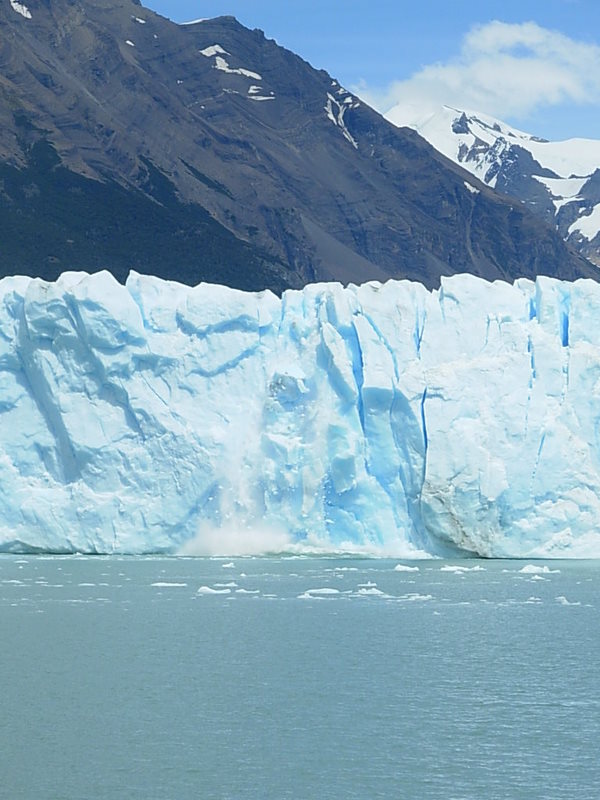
[3,270,600,558]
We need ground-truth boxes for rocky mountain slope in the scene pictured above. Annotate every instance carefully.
[389,105,600,267]
[0,0,596,290]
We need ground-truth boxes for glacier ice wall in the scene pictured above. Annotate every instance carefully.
[1,269,600,557]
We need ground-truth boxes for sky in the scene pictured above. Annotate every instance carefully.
[145,1,600,140]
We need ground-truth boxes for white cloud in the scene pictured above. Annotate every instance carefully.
[356,21,600,126]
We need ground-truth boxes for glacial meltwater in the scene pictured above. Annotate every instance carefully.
[1,556,599,800]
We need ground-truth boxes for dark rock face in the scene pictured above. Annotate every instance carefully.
[0,0,596,290]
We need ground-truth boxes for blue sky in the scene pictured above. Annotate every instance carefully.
[146,1,600,140]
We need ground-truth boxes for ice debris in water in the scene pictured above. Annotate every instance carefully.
[2,270,600,558]
[555,595,581,606]
[519,565,561,574]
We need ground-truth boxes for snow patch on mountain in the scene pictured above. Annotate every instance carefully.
[569,205,600,241]
[199,44,229,58]
[9,0,31,19]
[533,176,587,212]
[199,45,263,81]
[213,56,262,80]
[247,85,275,101]
[325,93,358,149]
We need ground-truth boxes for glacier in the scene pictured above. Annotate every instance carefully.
[1,269,600,557]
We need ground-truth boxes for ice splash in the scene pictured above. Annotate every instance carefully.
[179,521,292,557]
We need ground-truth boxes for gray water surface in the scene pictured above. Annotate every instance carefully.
[1,556,598,800]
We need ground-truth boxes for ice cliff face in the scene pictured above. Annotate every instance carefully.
[2,270,600,557]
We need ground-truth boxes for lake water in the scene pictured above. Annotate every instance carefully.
[1,556,599,800]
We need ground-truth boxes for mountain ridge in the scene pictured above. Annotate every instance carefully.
[0,0,596,290]
[388,104,600,267]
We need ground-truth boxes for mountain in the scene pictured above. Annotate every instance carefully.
[1,0,596,291]
[3,269,600,557]
[388,105,600,267]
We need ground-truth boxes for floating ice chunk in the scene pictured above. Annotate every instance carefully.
[394,564,420,572]
[440,565,486,573]
[151,582,188,587]
[298,587,340,599]
[555,595,581,606]
[519,565,560,574]
[197,586,231,595]
[398,593,433,601]
[125,40,135,47]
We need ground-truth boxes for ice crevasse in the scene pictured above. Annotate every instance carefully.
[1,269,600,557]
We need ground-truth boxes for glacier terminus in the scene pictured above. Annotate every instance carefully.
[1,270,600,558]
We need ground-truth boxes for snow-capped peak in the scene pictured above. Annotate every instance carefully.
[388,104,600,265]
